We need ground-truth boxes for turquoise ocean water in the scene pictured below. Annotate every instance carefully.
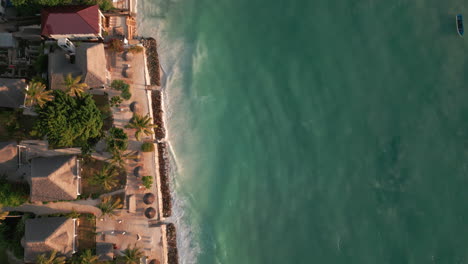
[139,0,468,263]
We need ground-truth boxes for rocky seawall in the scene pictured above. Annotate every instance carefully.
[157,142,172,218]
[142,38,161,86]
[151,90,172,218]
[167,223,179,264]
[152,90,166,140]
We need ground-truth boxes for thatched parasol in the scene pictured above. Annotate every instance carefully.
[134,166,143,177]
[122,67,133,78]
[130,101,142,114]
[123,52,133,61]
[133,151,141,163]
[143,193,155,205]
[145,207,156,219]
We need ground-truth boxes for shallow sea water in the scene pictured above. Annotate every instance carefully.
[139,0,468,263]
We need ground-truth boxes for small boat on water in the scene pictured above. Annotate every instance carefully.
[457,14,464,36]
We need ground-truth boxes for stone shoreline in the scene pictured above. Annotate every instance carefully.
[167,223,179,264]
[152,90,166,140]
[151,90,172,218]
[157,142,172,218]
[142,38,161,86]
[146,36,177,264]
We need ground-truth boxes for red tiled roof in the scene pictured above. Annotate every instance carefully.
[41,5,100,36]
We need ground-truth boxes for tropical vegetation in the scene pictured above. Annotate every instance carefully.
[36,250,66,264]
[110,96,123,107]
[109,38,124,53]
[141,142,154,152]
[0,178,28,207]
[111,80,131,100]
[65,209,81,219]
[141,176,153,189]
[125,114,157,141]
[107,150,138,169]
[71,249,99,264]
[34,90,103,148]
[0,214,31,260]
[63,73,88,96]
[82,0,114,11]
[98,196,123,218]
[0,209,8,222]
[128,45,144,54]
[118,245,145,264]
[24,81,53,108]
[90,165,119,191]
[106,127,128,153]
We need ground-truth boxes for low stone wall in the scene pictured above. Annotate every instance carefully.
[166,223,179,264]
[142,38,161,86]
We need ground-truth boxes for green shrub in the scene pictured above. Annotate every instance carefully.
[108,38,124,52]
[0,178,28,207]
[33,53,47,74]
[66,210,81,219]
[141,176,153,189]
[141,142,154,152]
[106,127,128,152]
[128,46,144,54]
[120,89,132,100]
[98,0,113,11]
[110,96,123,107]
[111,80,130,91]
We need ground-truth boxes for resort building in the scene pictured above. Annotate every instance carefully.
[0,26,42,78]
[0,78,27,109]
[48,42,108,90]
[23,217,78,263]
[41,5,105,41]
[29,155,81,202]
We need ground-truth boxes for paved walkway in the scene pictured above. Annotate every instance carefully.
[99,48,164,262]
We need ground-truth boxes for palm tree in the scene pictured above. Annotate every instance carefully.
[98,196,123,218]
[64,73,88,96]
[107,150,138,169]
[90,164,119,191]
[71,249,99,264]
[36,250,66,264]
[0,208,8,223]
[125,114,157,141]
[24,81,53,108]
[0,210,8,221]
[119,245,144,264]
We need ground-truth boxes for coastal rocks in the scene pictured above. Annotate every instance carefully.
[158,142,172,217]
[141,38,161,86]
[151,90,166,140]
[151,90,171,217]
[166,223,179,264]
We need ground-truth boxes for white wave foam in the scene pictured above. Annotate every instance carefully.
[138,1,203,263]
